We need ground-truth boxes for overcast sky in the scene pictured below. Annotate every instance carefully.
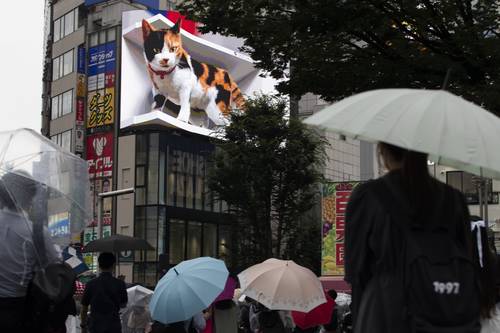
[0,2,45,133]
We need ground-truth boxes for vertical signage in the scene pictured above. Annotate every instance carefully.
[321,181,361,276]
[86,132,114,179]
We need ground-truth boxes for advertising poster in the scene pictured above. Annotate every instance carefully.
[87,88,115,128]
[48,212,70,240]
[76,99,85,125]
[75,129,84,152]
[322,181,361,276]
[77,45,85,74]
[86,132,113,179]
[120,11,278,136]
[77,74,86,97]
[87,41,115,131]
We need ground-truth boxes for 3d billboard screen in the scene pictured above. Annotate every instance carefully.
[120,11,278,136]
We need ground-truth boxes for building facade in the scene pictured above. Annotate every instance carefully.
[42,0,275,285]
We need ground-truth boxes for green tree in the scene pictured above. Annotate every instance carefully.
[208,95,326,271]
[179,0,500,114]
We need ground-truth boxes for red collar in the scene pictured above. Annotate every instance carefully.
[149,64,175,79]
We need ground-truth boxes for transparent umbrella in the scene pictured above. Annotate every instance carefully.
[0,128,90,270]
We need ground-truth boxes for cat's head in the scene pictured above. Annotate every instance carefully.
[142,19,184,71]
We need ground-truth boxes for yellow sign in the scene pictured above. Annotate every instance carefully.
[87,88,114,128]
[77,74,86,98]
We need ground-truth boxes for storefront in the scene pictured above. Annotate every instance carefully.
[130,130,233,286]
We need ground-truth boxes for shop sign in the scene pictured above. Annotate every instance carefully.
[87,88,114,128]
[86,132,113,179]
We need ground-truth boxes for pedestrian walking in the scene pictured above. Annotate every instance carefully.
[0,172,60,333]
[249,302,290,333]
[344,142,481,332]
[80,252,128,333]
[213,300,238,333]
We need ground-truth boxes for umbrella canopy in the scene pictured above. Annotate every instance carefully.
[304,89,500,179]
[214,276,237,303]
[149,257,229,324]
[0,128,90,270]
[83,234,154,252]
[291,291,335,329]
[238,258,326,312]
[62,246,89,275]
[127,285,154,308]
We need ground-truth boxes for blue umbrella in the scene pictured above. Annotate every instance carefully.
[149,257,229,324]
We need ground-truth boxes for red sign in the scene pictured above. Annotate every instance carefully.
[87,132,113,179]
[76,99,85,125]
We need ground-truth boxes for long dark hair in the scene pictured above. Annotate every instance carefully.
[379,142,435,217]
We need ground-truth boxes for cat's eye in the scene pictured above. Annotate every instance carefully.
[153,48,160,53]
[170,46,177,52]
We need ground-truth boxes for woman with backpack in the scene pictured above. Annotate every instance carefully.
[344,142,482,333]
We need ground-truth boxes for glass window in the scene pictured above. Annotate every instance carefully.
[135,187,145,205]
[64,10,74,37]
[147,133,159,205]
[187,222,202,259]
[167,148,178,206]
[146,207,158,261]
[136,166,145,186]
[107,28,116,42]
[158,207,166,258]
[61,130,71,152]
[51,95,60,120]
[169,219,185,264]
[144,263,157,288]
[62,90,73,115]
[186,153,194,209]
[52,57,60,80]
[446,171,462,191]
[99,30,106,45]
[203,223,217,257]
[90,32,98,47]
[218,225,231,262]
[54,18,61,42]
[176,152,186,207]
[159,150,166,205]
[136,134,147,165]
[74,8,80,29]
[195,155,204,209]
[63,50,73,76]
[135,207,146,261]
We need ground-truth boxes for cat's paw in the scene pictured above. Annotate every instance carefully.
[153,94,166,110]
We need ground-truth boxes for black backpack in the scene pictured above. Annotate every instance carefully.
[374,179,481,333]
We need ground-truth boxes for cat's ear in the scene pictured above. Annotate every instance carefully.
[142,19,155,40]
[171,18,182,34]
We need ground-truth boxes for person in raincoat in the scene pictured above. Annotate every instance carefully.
[0,171,59,332]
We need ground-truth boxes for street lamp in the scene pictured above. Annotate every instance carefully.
[96,187,135,238]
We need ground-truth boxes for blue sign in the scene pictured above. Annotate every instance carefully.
[85,0,159,8]
[49,218,70,238]
[78,46,85,73]
[88,41,116,76]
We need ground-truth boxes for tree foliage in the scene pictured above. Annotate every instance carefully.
[208,95,326,271]
[179,0,500,114]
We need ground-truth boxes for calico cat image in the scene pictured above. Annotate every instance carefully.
[142,19,244,126]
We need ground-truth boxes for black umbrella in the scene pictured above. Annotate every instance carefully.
[83,234,154,253]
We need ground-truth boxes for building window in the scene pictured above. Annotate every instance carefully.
[52,49,74,80]
[89,27,116,48]
[51,130,72,152]
[169,219,186,264]
[51,89,73,119]
[54,8,79,42]
[446,171,497,205]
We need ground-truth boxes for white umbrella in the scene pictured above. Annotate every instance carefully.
[238,258,326,312]
[127,285,153,307]
[304,89,500,179]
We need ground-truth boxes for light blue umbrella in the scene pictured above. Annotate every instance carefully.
[149,257,229,324]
